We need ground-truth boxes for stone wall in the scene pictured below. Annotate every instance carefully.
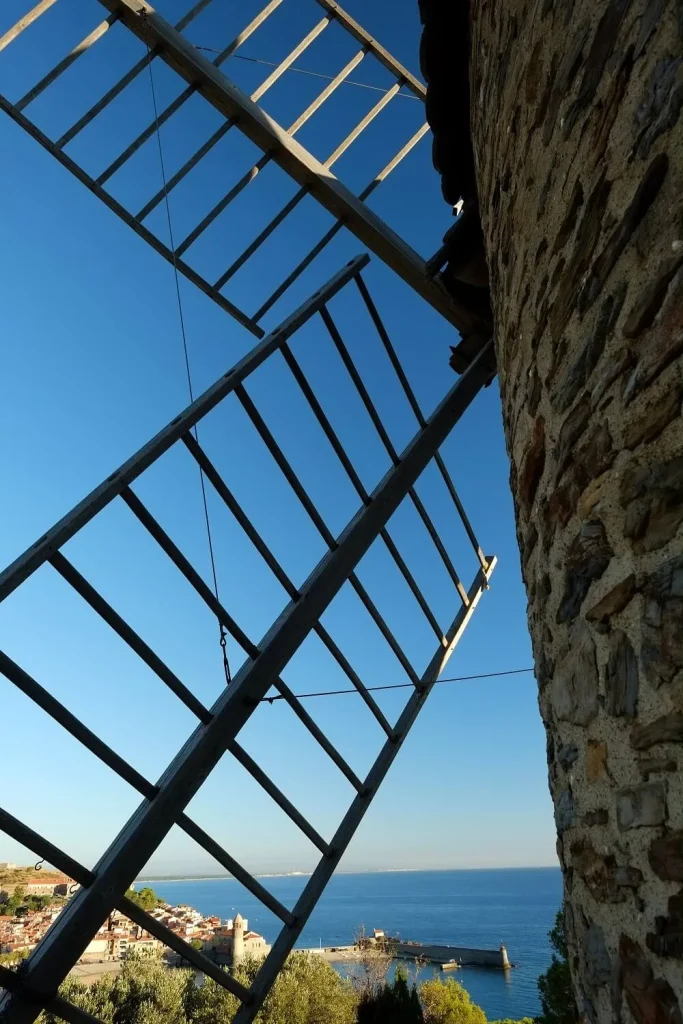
[469,1,682,1021]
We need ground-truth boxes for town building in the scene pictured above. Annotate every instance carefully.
[0,897,269,971]
[24,875,73,897]
[205,913,270,966]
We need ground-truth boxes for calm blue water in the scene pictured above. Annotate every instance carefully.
[150,868,562,1020]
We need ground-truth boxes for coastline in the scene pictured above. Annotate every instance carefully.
[70,869,559,1019]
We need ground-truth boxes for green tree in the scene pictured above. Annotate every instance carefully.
[43,975,117,1024]
[0,884,36,917]
[1,887,28,917]
[493,1015,536,1024]
[491,1019,534,1024]
[536,906,578,1024]
[37,949,358,1024]
[257,952,357,1024]
[0,949,30,968]
[182,972,239,1024]
[420,977,487,1024]
[98,952,187,1024]
[124,887,163,912]
[1,889,59,917]
[358,967,424,1024]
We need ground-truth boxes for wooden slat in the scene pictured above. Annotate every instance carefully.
[0,95,263,338]
[252,124,429,323]
[315,0,426,99]
[212,81,399,286]
[95,0,286,184]
[0,0,58,53]
[16,13,120,111]
[169,49,365,244]
[55,0,215,149]
[323,81,400,167]
[93,0,477,336]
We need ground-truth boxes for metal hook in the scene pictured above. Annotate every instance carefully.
[34,858,44,872]
[69,883,79,895]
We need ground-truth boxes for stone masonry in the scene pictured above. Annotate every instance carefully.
[468,2,683,1022]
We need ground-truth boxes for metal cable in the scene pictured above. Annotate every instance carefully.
[193,46,420,98]
[143,19,231,685]
[260,667,534,702]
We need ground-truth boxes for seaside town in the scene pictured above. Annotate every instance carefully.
[1,863,515,982]
[0,864,269,975]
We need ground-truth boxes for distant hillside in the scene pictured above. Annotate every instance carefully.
[0,866,66,888]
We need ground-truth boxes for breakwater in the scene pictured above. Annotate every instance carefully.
[388,940,512,970]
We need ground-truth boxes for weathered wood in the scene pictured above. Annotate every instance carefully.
[0,0,58,53]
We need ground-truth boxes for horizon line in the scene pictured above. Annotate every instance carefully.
[134,864,560,883]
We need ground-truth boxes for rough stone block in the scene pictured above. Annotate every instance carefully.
[583,922,611,987]
[555,788,576,834]
[642,555,683,601]
[557,520,613,623]
[554,287,625,411]
[638,755,677,780]
[586,573,636,628]
[624,264,683,400]
[558,741,579,770]
[646,889,683,959]
[617,782,667,830]
[551,624,599,724]
[614,865,643,889]
[649,830,683,881]
[583,808,609,826]
[579,154,669,315]
[623,253,683,338]
[662,597,683,668]
[632,55,683,160]
[623,379,683,450]
[561,0,631,139]
[621,456,683,554]
[519,415,546,511]
[619,934,683,1024]
[631,712,683,750]
[605,629,639,716]
[586,741,608,781]
[591,348,634,407]
[571,839,624,903]
[555,397,591,481]
[577,471,611,520]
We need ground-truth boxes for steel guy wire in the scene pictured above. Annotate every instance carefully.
[143,16,232,685]
[260,667,535,702]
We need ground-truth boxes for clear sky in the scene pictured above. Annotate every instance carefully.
[0,0,556,886]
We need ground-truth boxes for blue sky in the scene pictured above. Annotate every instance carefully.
[0,0,555,888]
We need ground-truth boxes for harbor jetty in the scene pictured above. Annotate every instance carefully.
[299,932,513,971]
[387,939,512,970]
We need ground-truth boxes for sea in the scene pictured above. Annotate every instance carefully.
[148,868,562,1021]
